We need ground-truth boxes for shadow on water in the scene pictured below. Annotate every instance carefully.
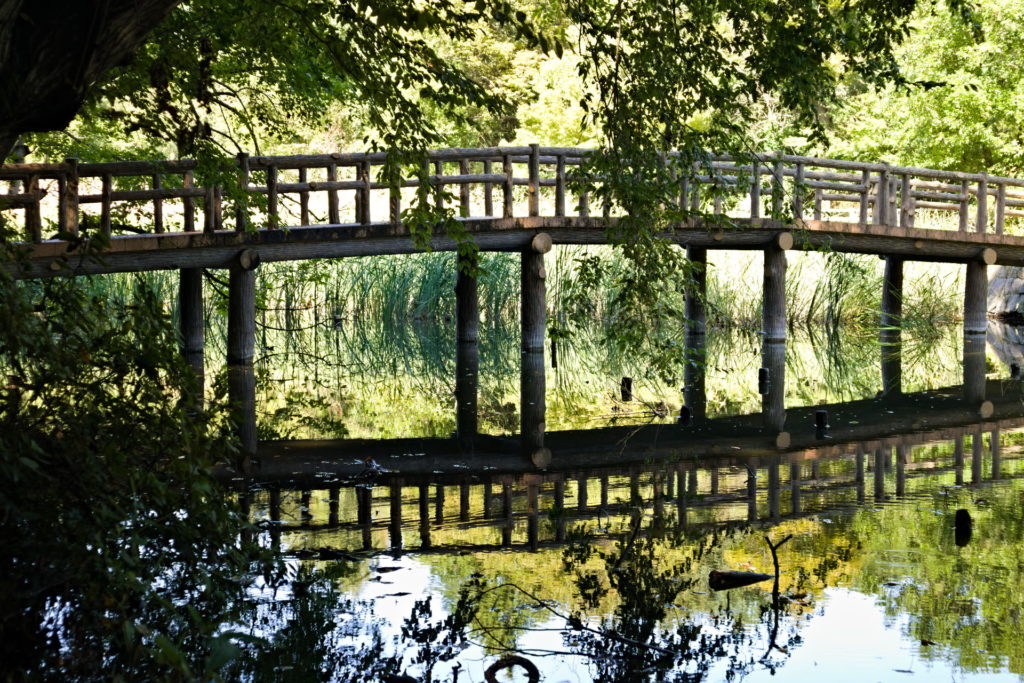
[213,318,1024,681]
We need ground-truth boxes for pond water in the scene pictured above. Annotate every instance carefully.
[222,315,1024,681]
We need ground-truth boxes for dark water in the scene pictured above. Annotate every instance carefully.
[231,322,1024,682]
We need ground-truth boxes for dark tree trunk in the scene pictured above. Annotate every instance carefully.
[0,0,181,161]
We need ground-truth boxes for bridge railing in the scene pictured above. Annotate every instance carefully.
[3,146,1024,244]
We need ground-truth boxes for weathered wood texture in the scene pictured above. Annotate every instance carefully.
[178,267,205,397]
[455,252,479,441]
[228,257,258,462]
[881,256,903,396]
[762,246,787,342]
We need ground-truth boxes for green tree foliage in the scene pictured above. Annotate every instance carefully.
[0,237,280,679]
[829,0,1023,174]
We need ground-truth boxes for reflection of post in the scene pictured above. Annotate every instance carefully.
[762,341,787,433]
[687,468,698,496]
[710,467,719,495]
[577,476,588,511]
[747,463,758,522]
[963,334,987,404]
[228,251,260,469]
[521,235,550,465]
[459,482,470,522]
[434,484,445,524]
[554,480,566,542]
[600,475,609,508]
[954,436,965,486]
[972,430,984,485]
[873,449,886,501]
[685,246,707,421]
[418,484,431,549]
[790,462,801,515]
[501,483,513,548]
[269,487,281,551]
[855,451,865,503]
[767,459,780,520]
[455,252,479,444]
[239,489,252,546]
[483,481,492,518]
[652,475,664,521]
[526,479,540,551]
[629,471,640,503]
[389,482,403,551]
[677,475,688,527]
[328,486,340,526]
[895,445,906,498]
[880,256,903,396]
[991,428,1002,479]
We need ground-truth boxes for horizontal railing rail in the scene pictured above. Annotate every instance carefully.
[3,145,1024,245]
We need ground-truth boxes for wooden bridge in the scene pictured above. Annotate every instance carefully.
[2,146,1018,463]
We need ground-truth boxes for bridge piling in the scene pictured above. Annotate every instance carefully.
[179,268,205,404]
[881,256,903,396]
[521,234,550,465]
[228,250,259,468]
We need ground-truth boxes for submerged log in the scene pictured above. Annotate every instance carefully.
[708,569,774,591]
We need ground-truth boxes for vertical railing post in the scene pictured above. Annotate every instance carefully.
[433,160,444,212]
[771,155,783,218]
[555,154,566,217]
[327,161,340,224]
[152,172,164,233]
[236,152,249,232]
[793,161,804,220]
[528,143,540,217]
[298,167,310,226]
[101,173,113,237]
[266,164,279,230]
[977,173,989,234]
[502,153,514,218]
[25,174,41,242]
[62,157,79,236]
[183,169,195,232]
[360,158,373,224]
[813,188,822,220]
[959,179,970,232]
[876,164,890,225]
[204,181,216,234]
[750,157,761,219]
[483,159,494,217]
[996,182,1006,235]
[459,158,471,217]
[899,173,912,228]
[858,169,870,225]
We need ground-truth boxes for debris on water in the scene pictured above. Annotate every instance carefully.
[921,639,937,646]
[376,566,402,573]
[709,569,774,591]
[955,508,972,547]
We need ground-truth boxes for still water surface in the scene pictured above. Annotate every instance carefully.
[233,322,1024,681]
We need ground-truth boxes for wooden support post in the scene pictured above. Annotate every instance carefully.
[685,245,707,423]
[963,333,987,405]
[418,484,431,548]
[762,242,787,342]
[963,260,988,336]
[881,256,903,396]
[977,173,988,233]
[359,159,372,224]
[455,251,479,444]
[686,246,707,336]
[459,482,470,521]
[228,249,260,468]
[179,267,205,404]
[501,483,513,547]
[767,459,780,520]
[236,153,249,232]
[577,476,588,510]
[762,340,787,435]
[389,482,403,550]
[329,486,340,526]
[521,235,549,465]
[25,174,41,242]
[435,484,445,524]
[746,463,758,522]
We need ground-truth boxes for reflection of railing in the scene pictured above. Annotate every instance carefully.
[5,147,1024,242]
